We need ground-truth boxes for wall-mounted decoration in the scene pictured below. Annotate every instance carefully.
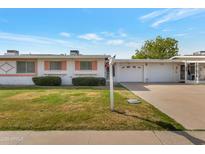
[0,62,15,73]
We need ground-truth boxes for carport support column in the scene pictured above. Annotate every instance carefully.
[185,61,187,84]
[196,62,199,84]
[109,57,114,112]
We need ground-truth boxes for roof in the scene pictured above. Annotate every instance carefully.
[0,54,110,59]
[170,55,205,60]
[114,59,183,63]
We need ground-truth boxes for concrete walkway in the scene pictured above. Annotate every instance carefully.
[0,131,205,145]
[121,83,205,130]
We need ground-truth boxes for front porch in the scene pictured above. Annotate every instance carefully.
[182,61,205,84]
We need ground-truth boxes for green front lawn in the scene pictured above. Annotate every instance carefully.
[0,86,184,130]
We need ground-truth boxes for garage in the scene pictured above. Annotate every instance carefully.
[114,59,179,83]
[146,63,174,82]
[117,63,144,82]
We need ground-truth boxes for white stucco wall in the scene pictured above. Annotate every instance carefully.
[0,76,34,85]
[37,58,106,85]
[0,58,106,85]
[0,61,34,85]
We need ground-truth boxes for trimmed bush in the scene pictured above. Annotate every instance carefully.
[72,77,106,86]
[32,76,62,86]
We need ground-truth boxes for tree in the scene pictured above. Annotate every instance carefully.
[132,36,179,59]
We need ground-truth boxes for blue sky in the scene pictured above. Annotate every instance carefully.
[0,8,205,58]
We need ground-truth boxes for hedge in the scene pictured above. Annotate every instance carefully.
[32,76,62,86]
[72,77,106,86]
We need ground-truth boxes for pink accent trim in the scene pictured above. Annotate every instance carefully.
[61,61,67,70]
[75,61,80,70]
[92,61,97,70]
[0,74,36,77]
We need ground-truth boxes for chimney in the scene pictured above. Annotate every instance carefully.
[5,50,19,56]
[70,50,79,56]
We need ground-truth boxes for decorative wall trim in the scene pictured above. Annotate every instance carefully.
[0,62,15,73]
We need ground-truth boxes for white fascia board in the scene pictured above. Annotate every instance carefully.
[171,56,205,59]
[0,55,110,59]
[113,59,184,63]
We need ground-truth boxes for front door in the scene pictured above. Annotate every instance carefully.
[180,65,185,81]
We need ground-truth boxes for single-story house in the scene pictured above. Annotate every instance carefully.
[113,54,205,84]
[0,50,109,85]
[0,50,205,85]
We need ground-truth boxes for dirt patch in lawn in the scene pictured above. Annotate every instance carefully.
[6,91,57,101]
[86,92,100,97]
[59,104,85,112]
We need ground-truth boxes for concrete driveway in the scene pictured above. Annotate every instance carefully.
[122,83,205,130]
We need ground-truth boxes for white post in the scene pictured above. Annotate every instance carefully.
[185,61,187,83]
[195,62,197,83]
[109,57,114,112]
[196,62,199,84]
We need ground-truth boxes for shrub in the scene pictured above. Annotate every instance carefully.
[32,76,62,86]
[72,77,106,86]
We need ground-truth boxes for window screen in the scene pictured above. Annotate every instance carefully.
[80,61,92,70]
[17,61,35,73]
[50,61,62,70]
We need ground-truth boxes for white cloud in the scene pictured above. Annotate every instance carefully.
[107,39,124,45]
[0,32,72,46]
[139,9,170,21]
[100,31,115,37]
[59,32,71,38]
[174,33,187,37]
[101,29,127,38]
[140,9,205,27]
[78,33,103,41]
[153,9,205,27]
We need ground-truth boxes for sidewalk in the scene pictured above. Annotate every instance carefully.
[0,131,205,145]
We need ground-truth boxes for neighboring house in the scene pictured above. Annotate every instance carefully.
[1,50,205,85]
[0,50,109,85]
[113,54,205,84]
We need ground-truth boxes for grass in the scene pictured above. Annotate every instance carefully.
[0,85,184,130]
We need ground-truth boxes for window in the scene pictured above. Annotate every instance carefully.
[80,61,92,70]
[17,61,35,73]
[50,61,62,70]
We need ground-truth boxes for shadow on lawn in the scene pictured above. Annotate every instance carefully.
[114,110,205,145]
[114,110,182,131]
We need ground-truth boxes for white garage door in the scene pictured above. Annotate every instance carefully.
[118,64,144,82]
[147,63,173,82]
